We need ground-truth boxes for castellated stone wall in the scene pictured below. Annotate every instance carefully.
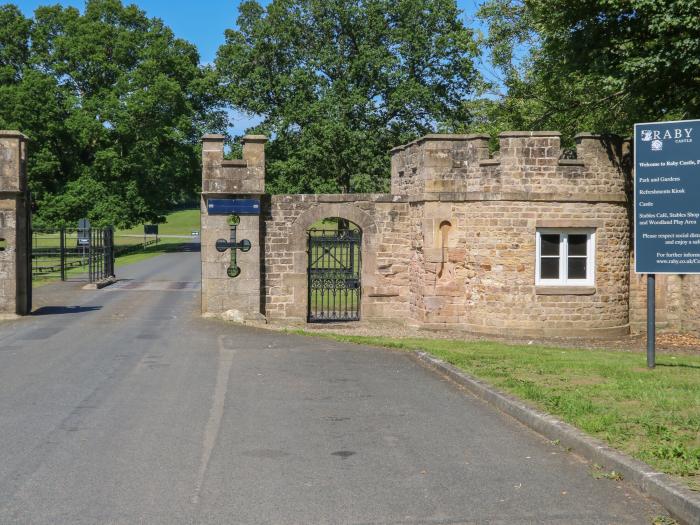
[202,129,700,338]
[394,132,631,338]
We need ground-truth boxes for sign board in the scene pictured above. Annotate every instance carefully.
[77,218,90,246]
[207,199,260,215]
[144,224,159,235]
[634,119,700,274]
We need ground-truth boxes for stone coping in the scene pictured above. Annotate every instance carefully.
[202,134,225,141]
[0,131,28,139]
[200,191,628,204]
[408,192,628,204]
[241,135,268,143]
[221,159,248,167]
[499,131,561,138]
[390,133,490,153]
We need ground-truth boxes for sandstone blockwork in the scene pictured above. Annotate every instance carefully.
[0,131,31,316]
[201,131,699,338]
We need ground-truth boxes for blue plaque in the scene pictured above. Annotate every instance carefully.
[635,119,700,274]
[207,198,261,215]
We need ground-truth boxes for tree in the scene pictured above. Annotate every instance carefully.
[0,0,225,228]
[216,0,481,194]
[473,0,700,141]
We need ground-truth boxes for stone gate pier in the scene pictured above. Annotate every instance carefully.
[0,131,31,317]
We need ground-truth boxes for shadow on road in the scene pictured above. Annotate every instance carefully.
[32,306,103,316]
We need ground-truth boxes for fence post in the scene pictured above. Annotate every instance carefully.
[60,227,65,281]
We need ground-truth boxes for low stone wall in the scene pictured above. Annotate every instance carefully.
[263,194,411,322]
[629,268,700,334]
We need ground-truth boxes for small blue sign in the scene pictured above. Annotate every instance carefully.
[207,199,261,215]
[635,119,700,274]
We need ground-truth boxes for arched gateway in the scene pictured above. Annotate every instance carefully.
[307,218,362,322]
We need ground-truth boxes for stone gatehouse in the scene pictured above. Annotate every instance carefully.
[200,131,700,338]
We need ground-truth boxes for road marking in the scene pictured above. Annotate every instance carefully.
[192,334,235,505]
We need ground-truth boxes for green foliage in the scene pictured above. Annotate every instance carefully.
[472,0,700,141]
[0,1,225,228]
[216,0,481,194]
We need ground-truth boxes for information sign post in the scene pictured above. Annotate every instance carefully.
[634,119,700,368]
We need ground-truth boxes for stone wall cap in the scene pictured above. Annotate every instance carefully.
[241,135,268,143]
[0,130,28,139]
[574,132,624,141]
[222,159,248,167]
[202,134,225,141]
[390,133,490,153]
[499,131,561,138]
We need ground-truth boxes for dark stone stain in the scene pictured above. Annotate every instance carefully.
[331,450,356,459]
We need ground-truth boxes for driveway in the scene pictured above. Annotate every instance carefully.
[0,248,667,523]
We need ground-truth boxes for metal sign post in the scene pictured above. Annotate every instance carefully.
[646,274,655,369]
[634,118,700,369]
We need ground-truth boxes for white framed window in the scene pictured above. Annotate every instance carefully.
[535,229,595,286]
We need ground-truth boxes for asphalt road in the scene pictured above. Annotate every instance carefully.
[0,247,667,524]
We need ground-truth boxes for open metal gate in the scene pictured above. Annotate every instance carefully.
[307,228,361,322]
[31,227,115,283]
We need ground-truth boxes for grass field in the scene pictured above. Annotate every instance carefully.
[117,209,200,236]
[291,331,700,490]
[32,209,200,286]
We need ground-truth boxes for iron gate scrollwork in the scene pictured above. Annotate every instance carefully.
[307,228,361,322]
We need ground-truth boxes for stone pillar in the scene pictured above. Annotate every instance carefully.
[0,131,30,317]
[200,134,267,322]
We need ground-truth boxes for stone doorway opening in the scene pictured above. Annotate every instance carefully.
[307,217,362,322]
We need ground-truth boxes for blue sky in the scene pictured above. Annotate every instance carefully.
[15,0,487,134]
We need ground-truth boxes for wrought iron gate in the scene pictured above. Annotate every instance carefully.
[31,227,115,283]
[307,228,361,322]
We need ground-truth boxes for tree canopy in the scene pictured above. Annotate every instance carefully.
[473,0,700,141]
[216,0,481,194]
[0,0,224,228]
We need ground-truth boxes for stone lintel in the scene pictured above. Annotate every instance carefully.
[558,159,585,167]
[536,219,606,228]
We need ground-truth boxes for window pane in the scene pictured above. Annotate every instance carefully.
[540,234,560,256]
[540,257,560,279]
[568,257,587,279]
[568,234,588,256]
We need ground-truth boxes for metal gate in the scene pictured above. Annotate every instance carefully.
[307,228,361,322]
[31,227,115,283]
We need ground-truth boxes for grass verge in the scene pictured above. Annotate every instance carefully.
[290,330,700,490]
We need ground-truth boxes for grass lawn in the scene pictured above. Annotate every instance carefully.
[291,331,700,490]
[117,208,200,236]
